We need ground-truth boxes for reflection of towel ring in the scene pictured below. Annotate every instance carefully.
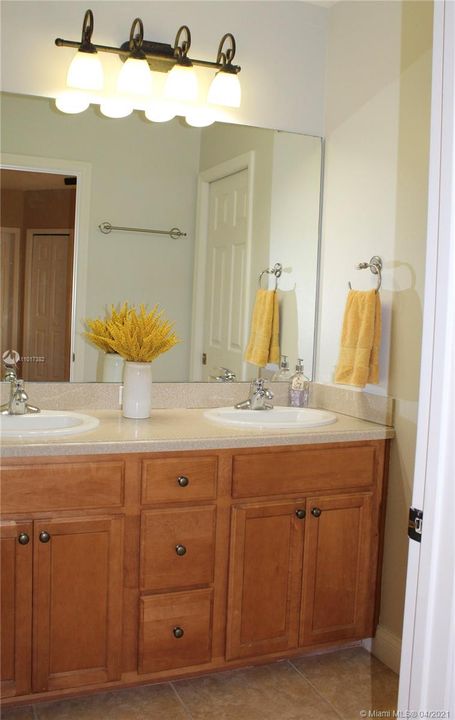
[348,256,383,293]
[258,262,283,290]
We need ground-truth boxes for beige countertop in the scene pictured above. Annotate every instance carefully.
[0,408,394,458]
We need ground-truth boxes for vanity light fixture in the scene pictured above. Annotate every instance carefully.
[207,34,242,108]
[64,10,104,91]
[55,9,242,119]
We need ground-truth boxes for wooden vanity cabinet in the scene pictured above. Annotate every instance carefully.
[226,442,386,661]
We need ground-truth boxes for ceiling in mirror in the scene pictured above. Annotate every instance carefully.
[0,92,323,383]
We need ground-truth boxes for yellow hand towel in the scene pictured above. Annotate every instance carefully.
[244,289,280,367]
[334,289,381,387]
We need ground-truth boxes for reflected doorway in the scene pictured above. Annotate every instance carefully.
[0,170,76,380]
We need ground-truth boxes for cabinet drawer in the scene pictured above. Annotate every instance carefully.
[139,589,213,673]
[232,446,376,498]
[140,507,215,591]
[1,462,124,513]
[141,457,217,504]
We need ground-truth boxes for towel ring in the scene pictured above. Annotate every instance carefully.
[348,256,383,293]
[258,263,282,290]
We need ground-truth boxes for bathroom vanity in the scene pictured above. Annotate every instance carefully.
[0,409,392,706]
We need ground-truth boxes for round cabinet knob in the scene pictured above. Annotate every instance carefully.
[18,532,30,545]
[175,544,187,556]
[173,626,184,639]
[295,509,306,520]
[311,507,322,518]
[39,531,51,543]
[177,475,189,488]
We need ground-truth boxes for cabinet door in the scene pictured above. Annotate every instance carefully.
[0,521,33,698]
[300,493,373,646]
[32,516,123,693]
[226,501,306,660]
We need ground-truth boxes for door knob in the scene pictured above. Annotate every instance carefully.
[173,626,184,639]
[39,531,51,543]
[177,475,189,487]
[311,507,322,518]
[175,544,187,556]
[18,532,30,545]
[295,509,306,520]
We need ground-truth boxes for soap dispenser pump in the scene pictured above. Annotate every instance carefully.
[273,354,291,381]
[289,359,310,408]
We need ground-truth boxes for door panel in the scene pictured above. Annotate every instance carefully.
[300,493,374,646]
[226,500,305,660]
[32,516,123,693]
[0,521,33,698]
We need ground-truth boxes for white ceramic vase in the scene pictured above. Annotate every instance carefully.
[122,361,153,419]
[102,353,124,383]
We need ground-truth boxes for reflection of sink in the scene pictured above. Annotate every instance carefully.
[0,410,100,438]
[204,406,337,429]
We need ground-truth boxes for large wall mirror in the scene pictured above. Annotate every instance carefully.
[1,92,323,383]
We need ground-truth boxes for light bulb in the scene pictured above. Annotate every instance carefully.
[165,64,198,102]
[208,70,241,108]
[55,91,91,114]
[100,97,133,119]
[67,51,104,91]
[185,108,216,128]
[117,57,152,96]
[144,101,176,123]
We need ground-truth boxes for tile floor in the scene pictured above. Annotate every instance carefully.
[1,647,398,720]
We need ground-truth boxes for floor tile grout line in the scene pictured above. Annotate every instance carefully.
[287,660,346,720]
[170,680,195,720]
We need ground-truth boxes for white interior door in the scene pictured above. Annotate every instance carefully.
[22,229,73,381]
[201,169,250,381]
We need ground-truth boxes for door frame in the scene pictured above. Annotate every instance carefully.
[398,0,455,712]
[0,153,91,381]
[0,226,21,353]
[190,152,255,381]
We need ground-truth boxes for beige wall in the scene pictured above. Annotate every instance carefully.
[318,0,433,661]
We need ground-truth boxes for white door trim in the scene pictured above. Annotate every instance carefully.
[190,152,255,381]
[399,0,455,712]
[0,153,92,381]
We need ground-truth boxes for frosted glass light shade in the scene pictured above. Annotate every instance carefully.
[67,51,104,91]
[185,108,216,127]
[165,64,198,102]
[100,97,133,118]
[117,57,152,96]
[208,70,241,108]
[55,91,91,114]
[144,102,176,123]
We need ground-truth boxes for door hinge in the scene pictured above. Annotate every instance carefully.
[202,353,207,366]
[408,507,423,543]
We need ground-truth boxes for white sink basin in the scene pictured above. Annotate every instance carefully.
[204,406,337,429]
[0,410,100,438]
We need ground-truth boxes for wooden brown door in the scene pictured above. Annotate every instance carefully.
[32,516,123,693]
[0,521,33,699]
[300,493,374,646]
[22,229,74,381]
[226,500,306,660]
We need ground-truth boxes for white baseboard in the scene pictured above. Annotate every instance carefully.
[363,624,402,674]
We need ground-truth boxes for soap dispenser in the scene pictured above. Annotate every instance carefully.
[272,355,291,381]
[289,359,310,407]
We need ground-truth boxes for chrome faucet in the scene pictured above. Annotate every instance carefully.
[1,360,40,415]
[235,378,274,411]
[210,367,237,382]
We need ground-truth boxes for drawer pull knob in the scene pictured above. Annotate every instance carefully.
[18,532,30,545]
[173,626,184,639]
[311,507,322,518]
[175,544,187,556]
[177,475,189,488]
[295,509,306,520]
[39,531,51,543]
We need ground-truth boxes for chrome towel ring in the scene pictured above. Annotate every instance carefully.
[258,262,282,290]
[348,256,383,292]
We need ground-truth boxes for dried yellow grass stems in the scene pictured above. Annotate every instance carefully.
[85,303,180,362]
